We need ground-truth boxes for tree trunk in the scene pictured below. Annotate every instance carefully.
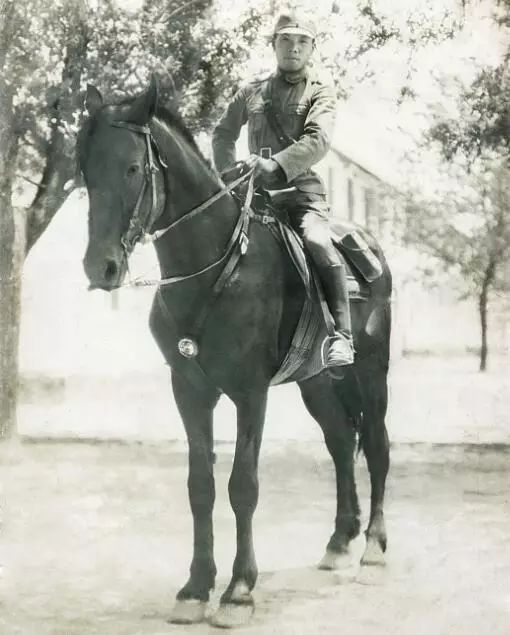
[479,285,488,372]
[0,1,88,438]
[478,260,496,372]
[25,3,89,253]
[0,62,22,439]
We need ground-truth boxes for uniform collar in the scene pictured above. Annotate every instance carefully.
[276,66,308,85]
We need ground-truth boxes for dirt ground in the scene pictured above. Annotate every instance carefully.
[1,440,509,634]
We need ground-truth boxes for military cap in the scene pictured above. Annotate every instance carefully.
[273,12,317,39]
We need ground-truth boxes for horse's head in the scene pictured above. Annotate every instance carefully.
[78,77,165,290]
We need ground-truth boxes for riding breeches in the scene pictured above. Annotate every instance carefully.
[284,193,344,268]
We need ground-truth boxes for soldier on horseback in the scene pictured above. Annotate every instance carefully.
[212,11,355,368]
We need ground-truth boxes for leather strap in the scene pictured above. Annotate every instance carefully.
[111,122,160,254]
[155,290,219,392]
[183,174,254,340]
[262,78,296,147]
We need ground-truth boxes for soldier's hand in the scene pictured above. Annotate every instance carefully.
[250,156,284,187]
[243,154,260,173]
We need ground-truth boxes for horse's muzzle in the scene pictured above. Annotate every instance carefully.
[84,248,126,292]
[88,281,120,292]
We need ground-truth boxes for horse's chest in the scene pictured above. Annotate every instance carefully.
[149,258,283,387]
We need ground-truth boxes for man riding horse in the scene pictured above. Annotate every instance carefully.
[79,11,391,625]
[213,11,355,370]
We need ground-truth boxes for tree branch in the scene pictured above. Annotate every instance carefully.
[25,0,89,254]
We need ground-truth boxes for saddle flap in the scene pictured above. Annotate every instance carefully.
[279,224,311,292]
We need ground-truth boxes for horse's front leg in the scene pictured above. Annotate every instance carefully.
[210,389,268,629]
[169,371,220,625]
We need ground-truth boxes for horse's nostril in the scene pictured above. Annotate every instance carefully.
[104,259,118,282]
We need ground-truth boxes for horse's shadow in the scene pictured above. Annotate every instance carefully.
[259,563,358,597]
[143,562,387,631]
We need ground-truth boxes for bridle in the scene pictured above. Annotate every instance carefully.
[110,120,254,284]
[110,121,163,255]
[109,119,256,359]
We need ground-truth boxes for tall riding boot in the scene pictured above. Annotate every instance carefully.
[318,263,354,366]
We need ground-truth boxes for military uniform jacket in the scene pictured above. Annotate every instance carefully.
[212,69,337,195]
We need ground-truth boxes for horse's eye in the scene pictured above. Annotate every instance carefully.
[127,164,139,177]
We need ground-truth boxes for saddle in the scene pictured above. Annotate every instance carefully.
[223,167,383,292]
[219,165,384,384]
[242,187,383,385]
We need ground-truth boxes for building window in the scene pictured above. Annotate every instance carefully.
[364,187,373,229]
[347,178,354,221]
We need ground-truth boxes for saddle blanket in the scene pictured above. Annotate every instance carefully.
[264,219,370,386]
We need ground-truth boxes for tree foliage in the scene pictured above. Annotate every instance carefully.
[406,156,510,290]
[402,0,510,368]
[427,1,510,162]
[404,151,510,368]
[3,0,465,246]
[428,64,510,162]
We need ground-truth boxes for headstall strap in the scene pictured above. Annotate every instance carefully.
[112,121,160,254]
[110,119,258,360]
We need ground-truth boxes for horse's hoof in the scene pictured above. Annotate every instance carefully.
[318,549,352,571]
[361,538,386,567]
[210,581,254,629]
[168,599,208,624]
[209,602,255,629]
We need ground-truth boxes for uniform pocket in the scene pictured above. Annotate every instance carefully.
[282,103,308,140]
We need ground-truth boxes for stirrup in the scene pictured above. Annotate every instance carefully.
[321,333,354,379]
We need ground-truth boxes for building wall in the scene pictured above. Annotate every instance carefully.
[316,148,509,357]
[315,149,402,246]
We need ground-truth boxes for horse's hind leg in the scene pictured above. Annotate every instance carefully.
[358,360,390,566]
[169,372,220,625]
[210,389,268,629]
[298,375,361,570]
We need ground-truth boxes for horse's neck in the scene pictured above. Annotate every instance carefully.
[154,144,239,285]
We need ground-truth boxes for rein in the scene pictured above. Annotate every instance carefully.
[110,118,256,359]
[111,119,253,256]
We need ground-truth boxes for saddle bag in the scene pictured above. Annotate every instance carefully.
[334,230,383,283]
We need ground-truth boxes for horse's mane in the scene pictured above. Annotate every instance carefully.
[118,96,213,172]
[78,95,215,175]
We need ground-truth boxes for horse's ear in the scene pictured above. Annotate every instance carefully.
[126,75,158,125]
[85,84,103,115]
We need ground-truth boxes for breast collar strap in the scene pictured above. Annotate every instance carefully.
[157,173,255,362]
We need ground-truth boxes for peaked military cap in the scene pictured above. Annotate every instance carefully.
[273,12,317,39]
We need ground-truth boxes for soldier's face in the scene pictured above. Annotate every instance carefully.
[273,33,314,72]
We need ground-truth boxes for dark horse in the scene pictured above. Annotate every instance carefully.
[78,78,391,628]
